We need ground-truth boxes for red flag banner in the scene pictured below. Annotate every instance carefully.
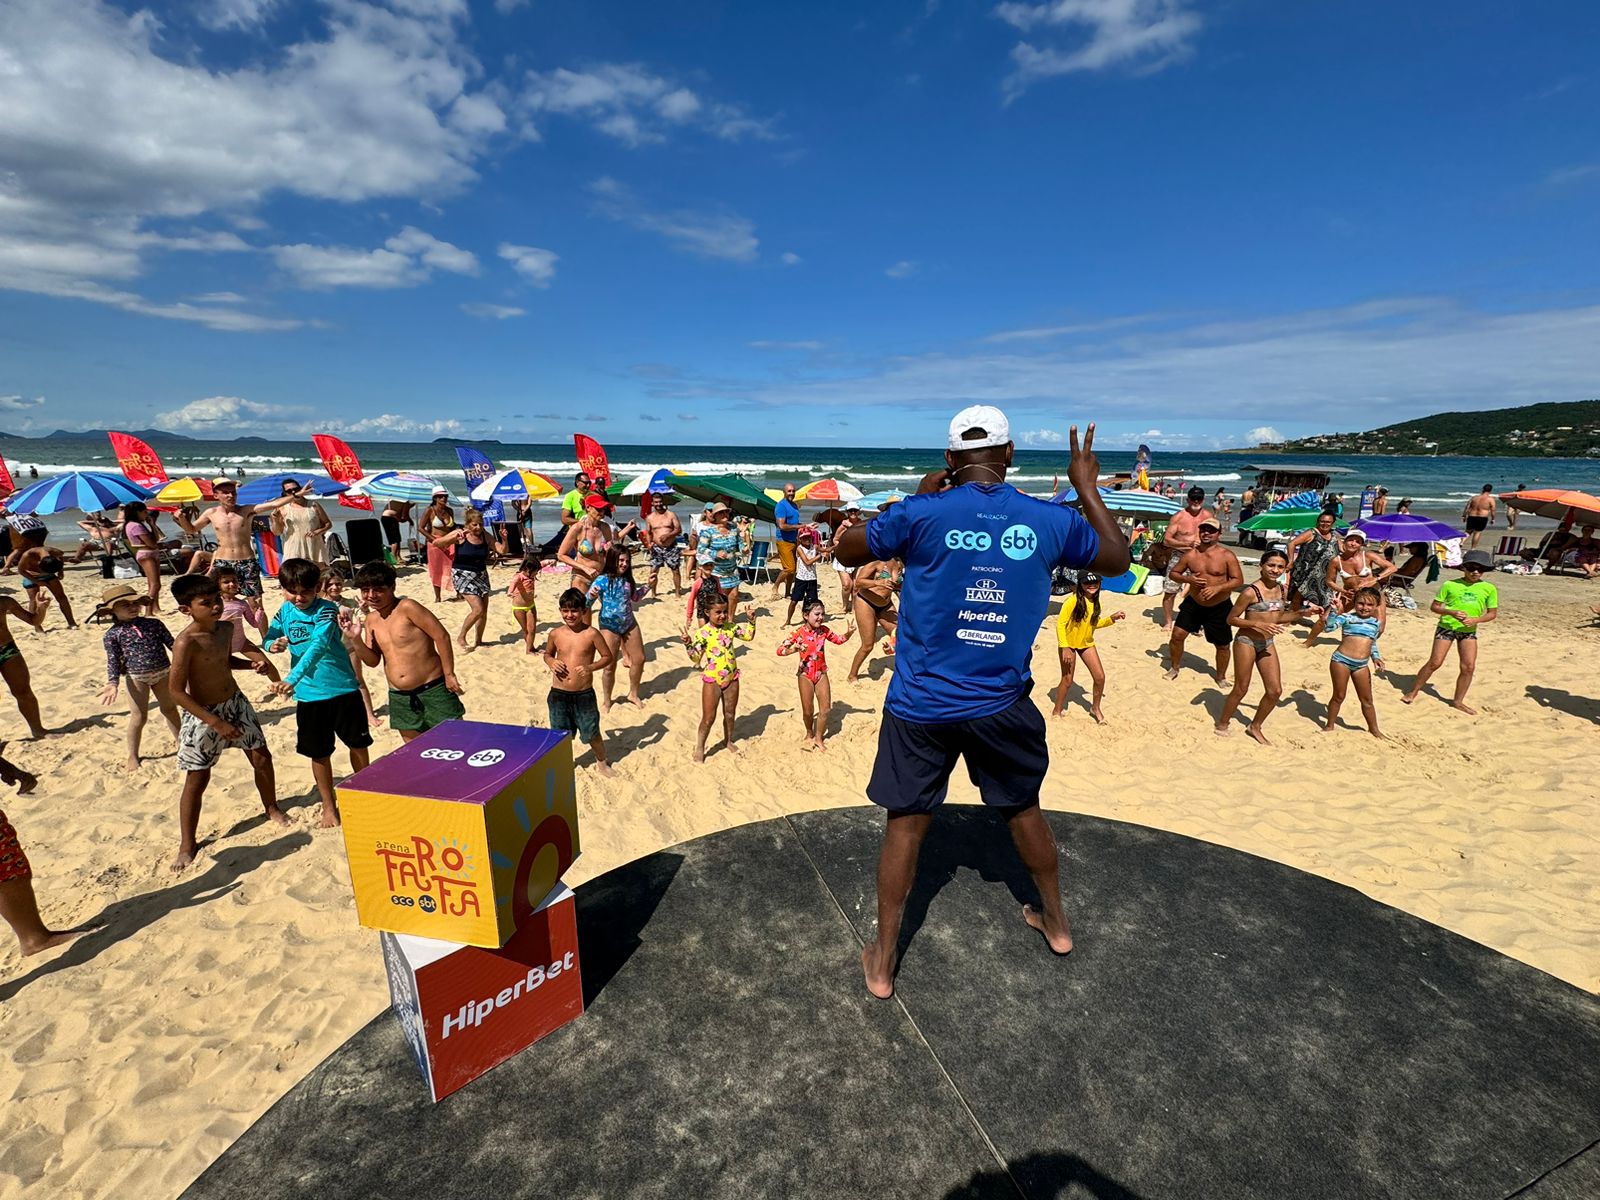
[311,433,374,511]
[574,433,611,491]
[108,431,169,491]
[0,455,13,498]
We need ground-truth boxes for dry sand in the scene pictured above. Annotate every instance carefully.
[2,554,1597,1200]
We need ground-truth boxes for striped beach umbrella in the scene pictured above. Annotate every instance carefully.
[1051,486,1181,517]
[348,471,449,503]
[470,468,562,505]
[610,468,676,498]
[236,473,349,504]
[3,471,153,515]
[796,478,865,504]
[858,488,907,509]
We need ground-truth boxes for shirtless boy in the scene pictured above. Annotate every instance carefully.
[542,588,616,776]
[18,546,77,629]
[1462,485,1496,549]
[1165,518,1244,684]
[641,495,684,596]
[0,592,50,738]
[350,561,465,741]
[1160,486,1213,630]
[175,478,297,612]
[168,574,285,871]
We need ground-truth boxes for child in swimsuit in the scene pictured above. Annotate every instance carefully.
[1051,572,1125,723]
[1321,586,1386,738]
[587,548,650,711]
[777,599,854,752]
[509,552,542,653]
[1217,549,1289,745]
[682,593,756,762]
[321,569,382,730]
[97,584,181,772]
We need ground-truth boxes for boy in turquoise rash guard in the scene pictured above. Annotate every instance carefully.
[267,557,372,827]
[1402,549,1499,714]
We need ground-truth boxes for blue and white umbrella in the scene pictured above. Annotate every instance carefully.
[469,468,559,506]
[236,473,349,505]
[349,471,448,503]
[614,468,677,497]
[1051,486,1181,517]
[1264,489,1324,512]
[3,471,153,515]
[858,488,907,509]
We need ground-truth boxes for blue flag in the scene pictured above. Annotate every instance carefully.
[454,446,504,523]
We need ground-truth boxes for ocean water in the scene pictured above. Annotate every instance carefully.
[6,434,1595,534]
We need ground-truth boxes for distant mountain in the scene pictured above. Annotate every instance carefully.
[1264,400,1600,458]
[432,437,504,445]
[43,428,195,441]
[236,436,270,443]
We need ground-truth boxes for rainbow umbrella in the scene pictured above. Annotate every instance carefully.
[796,478,864,504]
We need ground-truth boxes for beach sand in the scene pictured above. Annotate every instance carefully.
[2,555,1597,1200]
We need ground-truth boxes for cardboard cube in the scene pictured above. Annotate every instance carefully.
[340,720,579,948]
[383,883,583,1102]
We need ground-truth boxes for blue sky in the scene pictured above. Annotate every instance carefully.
[1,0,1597,449]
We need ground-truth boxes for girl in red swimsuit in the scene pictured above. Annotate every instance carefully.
[776,599,855,752]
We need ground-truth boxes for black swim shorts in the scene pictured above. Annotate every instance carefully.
[866,689,1048,814]
[1464,516,1489,532]
[295,690,374,759]
[1175,595,1235,646]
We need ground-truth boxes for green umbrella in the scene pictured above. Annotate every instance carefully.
[612,472,777,522]
[1237,508,1329,533]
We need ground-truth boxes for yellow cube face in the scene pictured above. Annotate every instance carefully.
[338,722,578,948]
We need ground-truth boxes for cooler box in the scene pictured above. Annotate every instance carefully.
[339,721,580,948]
[383,883,583,1103]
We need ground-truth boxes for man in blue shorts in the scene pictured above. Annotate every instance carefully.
[836,406,1129,998]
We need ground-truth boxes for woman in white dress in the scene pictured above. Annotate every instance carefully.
[273,479,332,563]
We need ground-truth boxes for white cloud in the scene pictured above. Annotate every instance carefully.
[498,243,559,287]
[781,251,802,266]
[749,340,823,351]
[1020,428,1064,445]
[997,0,1202,99]
[462,302,527,319]
[590,178,759,262]
[272,227,477,289]
[0,395,45,411]
[494,0,532,12]
[982,314,1160,343]
[198,0,281,30]
[1546,163,1600,187]
[0,0,503,325]
[336,413,465,438]
[521,63,777,147]
[1246,425,1284,445]
[885,260,919,279]
[153,395,465,438]
[191,292,248,304]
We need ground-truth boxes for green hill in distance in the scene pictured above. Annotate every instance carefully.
[1257,400,1600,458]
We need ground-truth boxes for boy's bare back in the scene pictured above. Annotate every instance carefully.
[173,621,243,707]
[546,624,606,692]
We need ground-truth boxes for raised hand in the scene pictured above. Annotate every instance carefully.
[1066,423,1100,494]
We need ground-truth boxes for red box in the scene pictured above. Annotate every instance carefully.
[380,883,583,1102]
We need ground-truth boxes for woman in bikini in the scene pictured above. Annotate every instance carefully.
[1216,548,1290,745]
[560,495,624,594]
[421,489,456,603]
[777,599,854,751]
[586,547,650,711]
[846,557,900,682]
[1306,529,1394,645]
[433,509,493,651]
[1321,586,1386,738]
[121,501,166,614]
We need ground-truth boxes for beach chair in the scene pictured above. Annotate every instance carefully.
[1493,535,1525,565]
[739,539,776,585]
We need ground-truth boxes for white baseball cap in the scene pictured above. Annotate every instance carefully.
[947,405,1010,451]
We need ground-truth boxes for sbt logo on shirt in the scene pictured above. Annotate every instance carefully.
[1000,524,1038,561]
[945,529,992,551]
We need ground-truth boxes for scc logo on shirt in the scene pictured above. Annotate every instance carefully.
[945,529,992,551]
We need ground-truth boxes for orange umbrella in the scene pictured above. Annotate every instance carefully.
[1500,489,1600,521]
[795,478,865,504]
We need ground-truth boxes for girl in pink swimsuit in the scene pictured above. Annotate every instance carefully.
[776,599,855,752]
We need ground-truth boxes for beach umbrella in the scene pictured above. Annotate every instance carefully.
[349,471,448,503]
[236,473,349,504]
[607,468,676,498]
[155,477,214,505]
[1238,508,1326,533]
[666,472,777,522]
[858,488,907,510]
[1051,486,1181,517]
[1263,489,1325,512]
[796,478,864,504]
[1499,488,1600,521]
[470,468,562,506]
[3,471,153,515]
[1352,513,1464,542]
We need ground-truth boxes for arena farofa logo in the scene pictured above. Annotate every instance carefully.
[374,836,481,917]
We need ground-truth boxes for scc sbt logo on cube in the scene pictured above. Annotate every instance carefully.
[945,529,992,552]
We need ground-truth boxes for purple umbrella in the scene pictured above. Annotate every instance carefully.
[1351,513,1464,542]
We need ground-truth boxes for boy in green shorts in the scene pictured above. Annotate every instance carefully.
[349,561,465,741]
[1402,549,1499,713]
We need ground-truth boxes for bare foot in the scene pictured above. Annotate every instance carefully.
[1320,724,1336,734]
[1214,723,1231,737]
[845,675,859,683]
[1163,667,1180,681]
[1450,701,1477,715]
[594,761,617,777]
[1021,904,1074,954]
[171,847,197,872]
[21,927,92,956]
[692,747,706,763]
[625,695,644,709]
[318,806,340,828]
[1400,692,1418,705]
[801,742,816,753]
[1051,707,1065,718]
[1161,621,1174,632]
[726,742,741,755]
[1246,724,1271,746]
[599,698,612,714]
[862,943,896,999]
[814,739,827,752]
[125,757,142,773]
[1090,704,1106,725]
[266,804,291,827]
[1368,729,1386,740]
[1215,674,1230,687]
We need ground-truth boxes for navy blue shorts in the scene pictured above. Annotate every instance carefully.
[867,689,1049,814]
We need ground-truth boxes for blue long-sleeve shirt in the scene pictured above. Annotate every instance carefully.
[265,598,359,701]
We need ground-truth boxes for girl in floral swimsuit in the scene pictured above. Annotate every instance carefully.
[681,594,756,762]
[777,599,855,752]
[587,547,650,712]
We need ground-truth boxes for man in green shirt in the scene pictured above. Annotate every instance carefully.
[560,473,592,528]
[1402,549,1498,713]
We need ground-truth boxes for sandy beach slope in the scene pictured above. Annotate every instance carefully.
[1,557,1596,1200]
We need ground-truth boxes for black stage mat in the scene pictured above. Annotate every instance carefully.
[186,808,1600,1200]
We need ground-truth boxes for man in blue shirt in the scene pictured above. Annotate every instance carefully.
[836,406,1129,998]
[771,482,802,600]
